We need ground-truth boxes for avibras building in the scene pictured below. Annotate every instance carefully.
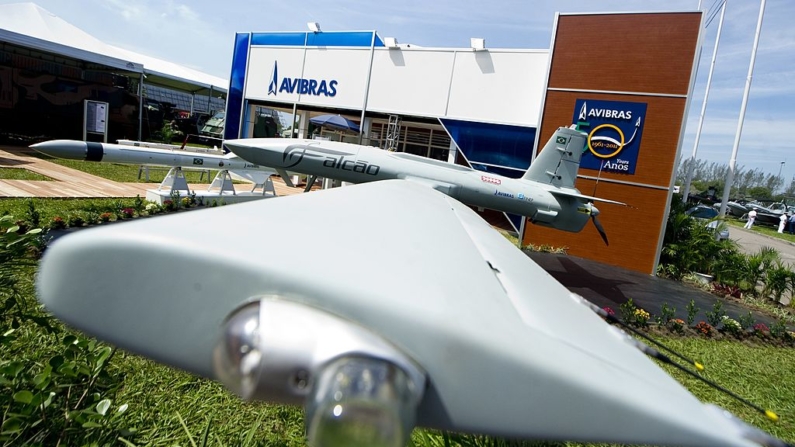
[225,12,703,275]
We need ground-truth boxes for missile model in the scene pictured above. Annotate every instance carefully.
[30,139,267,172]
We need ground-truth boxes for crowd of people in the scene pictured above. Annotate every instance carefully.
[777,211,795,234]
[742,207,795,234]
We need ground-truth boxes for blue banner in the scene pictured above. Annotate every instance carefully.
[571,99,647,175]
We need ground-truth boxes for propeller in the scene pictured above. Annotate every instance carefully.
[588,203,609,246]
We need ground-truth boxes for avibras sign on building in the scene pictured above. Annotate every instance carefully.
[571,99,647,175]
[268,61,338,97]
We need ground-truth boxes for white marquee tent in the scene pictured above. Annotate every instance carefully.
[0,2,227,95]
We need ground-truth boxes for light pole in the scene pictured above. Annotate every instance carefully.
[719,0,767,217]
[778,161,785,194]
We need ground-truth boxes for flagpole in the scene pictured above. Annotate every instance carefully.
[682,0,727,203]
[719,0,766,217]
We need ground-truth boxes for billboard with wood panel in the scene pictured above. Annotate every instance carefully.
[523,12,703,275]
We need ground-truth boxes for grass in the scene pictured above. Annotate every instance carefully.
[7,304,795,446]
[0,167,53,181]
[3,197,795,446]
[29,152,217,184]
[726,218,795,244]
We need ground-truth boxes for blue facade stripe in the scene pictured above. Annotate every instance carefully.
[251,33,306,46]
[306,31,381,47]
[440,118,536,179]
[224,33,250,141]
[251,31,383,47]
[507,213,522,232]
[470,164,526,179]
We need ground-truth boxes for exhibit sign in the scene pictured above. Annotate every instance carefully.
[572,99,647,175]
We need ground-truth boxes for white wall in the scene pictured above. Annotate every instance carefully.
[446,51,548,126]
[244,45,549,127]
[245,47,371,109]
[367,50,456,117]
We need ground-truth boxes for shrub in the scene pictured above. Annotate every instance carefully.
[13,220,28,234]
[753,323,769,335]
[686,299,699,326]
[49,216,66,230]
[121,208,135,219]
[712,283,742,299]
[169,190,182,210]
[181,197,192,208]
[619,298,637,324]
[669,318,686,334]
[24,200,40,228]
[99,212,112,223]
[705,301,726,327]
[742,248,780,295]
[631,308,649,328]
[655,303,675,326]
[762,261,792,303]
[163,199,175,211]
[145,202,161,215]
[133,194,145,214]
[721,316,743,336]
[695,321,713,337]
[770,320,787,338]
[84,211,99,225]
[67,214,85,228]
[738,312,755,330]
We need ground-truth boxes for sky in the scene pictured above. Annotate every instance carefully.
[2,0,793,183]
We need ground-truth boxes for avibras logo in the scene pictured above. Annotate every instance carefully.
[572,98,647,175]
[268,61,338,97]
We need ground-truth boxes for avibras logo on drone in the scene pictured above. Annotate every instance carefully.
[571,99,647,175]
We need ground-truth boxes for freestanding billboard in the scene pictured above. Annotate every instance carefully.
[525,12,703,275]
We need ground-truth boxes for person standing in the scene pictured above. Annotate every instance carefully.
[744,208,757,229]
[788,212,795,234]
[778,212,788,233]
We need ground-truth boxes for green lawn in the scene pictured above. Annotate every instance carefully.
[0,167,53,181]
[6,307,794,446]
[726,218,795,244]
[28,152,217,184]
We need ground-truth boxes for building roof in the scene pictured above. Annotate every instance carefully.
[0,2,227,95]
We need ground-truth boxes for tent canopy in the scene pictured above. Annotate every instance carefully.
[0,2,227,96]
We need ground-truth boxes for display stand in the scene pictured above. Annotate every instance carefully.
[83,100,109,142]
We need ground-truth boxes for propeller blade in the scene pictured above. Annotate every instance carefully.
[592,214,609,246]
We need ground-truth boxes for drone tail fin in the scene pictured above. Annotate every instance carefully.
[522,127,586,189]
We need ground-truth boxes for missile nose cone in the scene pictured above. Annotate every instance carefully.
[223,140,261,165]
[30,140,88,160]
[224,139,288,166]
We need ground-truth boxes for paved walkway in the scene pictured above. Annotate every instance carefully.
[527,251,780,326]
[730,225,795,267]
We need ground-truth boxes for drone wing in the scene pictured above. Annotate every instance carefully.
[37,180,765,447]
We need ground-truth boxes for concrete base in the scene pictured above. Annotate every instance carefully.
[145,189,275,206]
